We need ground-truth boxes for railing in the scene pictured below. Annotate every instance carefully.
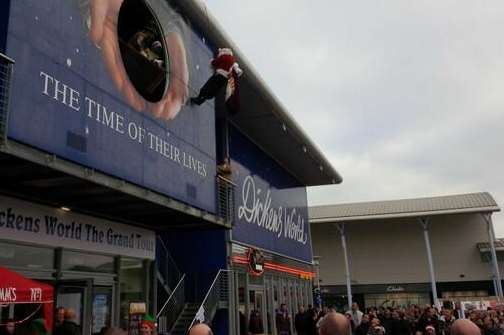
[0,53,14,144]
[216,175,236,225]
[157,236,183,290]
[157,273,186,335]
[187,269,231,333]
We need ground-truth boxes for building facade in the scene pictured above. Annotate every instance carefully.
[309,193,502,311]
[0,1,341,334]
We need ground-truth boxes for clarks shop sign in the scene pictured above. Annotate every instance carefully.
[0,195,155,259]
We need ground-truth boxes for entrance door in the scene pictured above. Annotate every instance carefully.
[257,291,268,334]
[249,289,267,334]
[56,280,92,335]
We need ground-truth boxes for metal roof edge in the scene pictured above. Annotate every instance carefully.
[310,206,501,223]
[179,0,343,185]
[0,140,230,229]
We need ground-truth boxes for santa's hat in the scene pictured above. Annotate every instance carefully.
[425,325,436,332]
[141,314,156,330]
[218,48,233,56]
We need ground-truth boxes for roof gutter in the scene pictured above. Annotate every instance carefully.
[310,206,501,223]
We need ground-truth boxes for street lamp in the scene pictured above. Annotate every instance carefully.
[313,256,322,307]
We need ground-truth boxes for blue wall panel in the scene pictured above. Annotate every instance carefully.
[5,0,217,213]
[229,126,313,263]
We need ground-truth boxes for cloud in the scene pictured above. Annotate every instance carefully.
[205,0,504,235]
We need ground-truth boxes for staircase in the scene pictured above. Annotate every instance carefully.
[186,270,231,331]
[170,303,201,335]
[156,237,186,335]
[156,236,232,335]
[157,236,183,293]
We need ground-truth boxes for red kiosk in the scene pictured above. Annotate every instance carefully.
[0,267,54,332]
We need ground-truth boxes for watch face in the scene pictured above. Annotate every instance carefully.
[118,0,169,103]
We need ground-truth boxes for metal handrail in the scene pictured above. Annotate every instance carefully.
[216,175,236,225]
[156,273,186,335]
[217,174,237,187]
[187,269,231,332]
[0,53,15,64]
[157,235,182,289]
[157,273,186,318]
[157,236,182,276]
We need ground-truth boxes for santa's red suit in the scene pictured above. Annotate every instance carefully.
[191,48,242,113]
[211,48,241,77]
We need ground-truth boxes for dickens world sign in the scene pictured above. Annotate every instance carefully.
[0,195,155,259]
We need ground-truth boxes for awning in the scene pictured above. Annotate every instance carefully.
[0,267,53,331]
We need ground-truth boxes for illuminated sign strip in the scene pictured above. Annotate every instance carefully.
[232,255,315,279]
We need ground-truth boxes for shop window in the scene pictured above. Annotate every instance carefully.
[62,251,114,273]
[118,0,168,102]
[265,281,272,335]
[442,291,489,300]
[364,293,431,309]
[0,242,53,269]
[237,273,246,304]
[0,305,10,323]
[119,258,145,329]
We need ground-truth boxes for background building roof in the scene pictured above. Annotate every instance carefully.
[477,238,504,252]
[310,192,500,222]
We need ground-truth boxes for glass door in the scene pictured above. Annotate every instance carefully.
[56,280,92,335]
[249,287,267,335]
[255,291,268,335]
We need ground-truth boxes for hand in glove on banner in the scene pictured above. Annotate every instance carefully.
[88,0,189,120]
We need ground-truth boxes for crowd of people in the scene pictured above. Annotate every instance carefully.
[2,302,503,335]
[0,307,160,335]
[291,302,504,335]
[0,323,213,335]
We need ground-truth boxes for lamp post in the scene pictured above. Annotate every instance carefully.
[313,256,322,308]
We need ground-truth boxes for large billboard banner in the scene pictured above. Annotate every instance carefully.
[6,0,217,212]
[230,127,313,263]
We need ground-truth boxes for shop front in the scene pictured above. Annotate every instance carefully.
[321,281,496,311]
[227,126,315,335]
[0,195,156,334]
[231,245,314,335]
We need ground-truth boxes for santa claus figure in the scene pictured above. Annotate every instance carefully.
[191,48,243,113]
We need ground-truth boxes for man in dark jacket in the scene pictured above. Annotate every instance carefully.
[295,306,309,335]
[249,310,264,335]
[380,309,394,334]
[54,308,81,335]
[306,305,318,335]
[417,307,440,335]
[390,310,411,335]
[355,314,370,335]
[276,304,292,335]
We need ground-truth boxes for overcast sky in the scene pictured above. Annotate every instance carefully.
[205,1,504,235]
